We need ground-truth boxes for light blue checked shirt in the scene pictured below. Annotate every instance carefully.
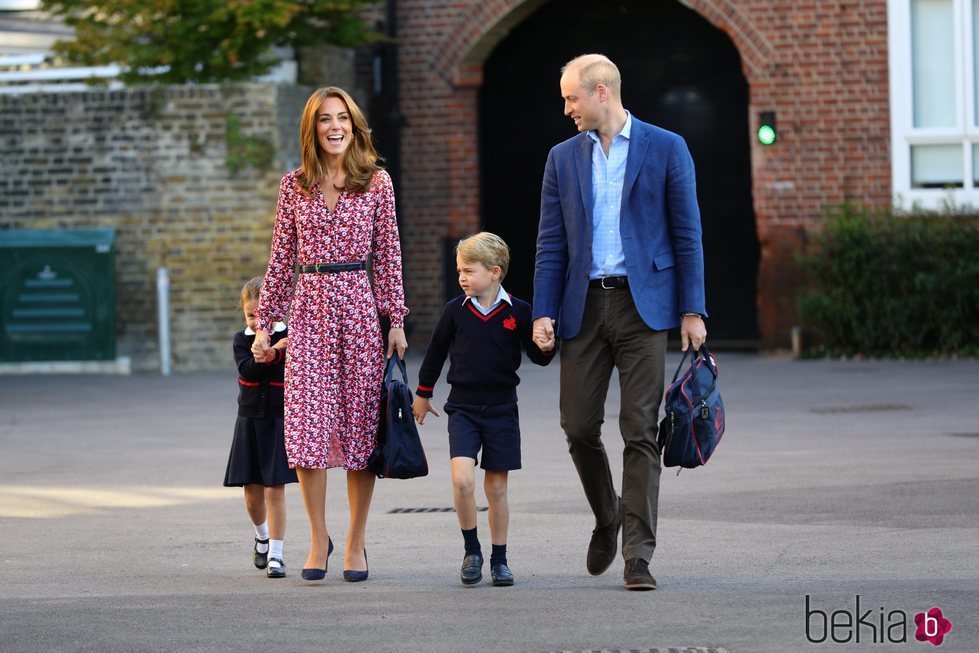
[587,111,632,279]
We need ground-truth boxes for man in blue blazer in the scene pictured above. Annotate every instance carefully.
[532,54,707,591]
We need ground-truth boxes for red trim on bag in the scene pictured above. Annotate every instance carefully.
[678,373,704,465]
[677,356,725,465]
[702,355,725,446]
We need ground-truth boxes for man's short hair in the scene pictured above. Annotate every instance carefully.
[562,53,621,98]
[456,231,510,280]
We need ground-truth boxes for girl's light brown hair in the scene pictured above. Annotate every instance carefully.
[296,86,382,196]
[240,276,263,309]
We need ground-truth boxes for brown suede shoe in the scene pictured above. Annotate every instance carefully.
[623,558,657,590]
[586,512,621,576]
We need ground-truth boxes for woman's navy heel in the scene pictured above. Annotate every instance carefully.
[343,548,368,582]
[301,537,334,582]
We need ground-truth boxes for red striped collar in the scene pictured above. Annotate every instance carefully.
[461,286,511,314]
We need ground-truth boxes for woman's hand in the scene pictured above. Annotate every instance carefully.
[251,329,271,361]
[387,327,407,359]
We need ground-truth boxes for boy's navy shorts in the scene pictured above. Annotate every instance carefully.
[444,401,521,471]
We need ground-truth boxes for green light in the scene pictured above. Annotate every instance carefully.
[758,124,776,145]
[757,110,777,145]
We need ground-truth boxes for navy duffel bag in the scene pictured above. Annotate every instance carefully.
[368,355,429,479]
[658,344,726,469]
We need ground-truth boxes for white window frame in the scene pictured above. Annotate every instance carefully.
[889,0,979,208]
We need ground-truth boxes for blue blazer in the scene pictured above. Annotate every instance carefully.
[533,118,707,339]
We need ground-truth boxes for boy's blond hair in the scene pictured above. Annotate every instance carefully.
[456,232,510,280]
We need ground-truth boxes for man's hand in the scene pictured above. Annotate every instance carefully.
[680,315,707,352]
[387,327,407,359]
[533,317,556,352]
[412,396,440,425]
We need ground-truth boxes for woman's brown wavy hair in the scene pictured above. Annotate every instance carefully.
[296,86,382,195]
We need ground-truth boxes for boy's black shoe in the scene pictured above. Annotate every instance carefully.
[266,557,286,578]
[253,538,270,569]
[490,563,513,586]
[623,558,656,591]
[460,553,483,586]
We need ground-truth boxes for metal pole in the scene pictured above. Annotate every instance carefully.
[157,267,171,376]
[791,325,803,359]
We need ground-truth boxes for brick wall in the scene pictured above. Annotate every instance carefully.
[0,84,309,370]
[392,0,891,347]
[0,1,894,367]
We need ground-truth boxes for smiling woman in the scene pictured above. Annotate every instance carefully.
[252,86,409,583]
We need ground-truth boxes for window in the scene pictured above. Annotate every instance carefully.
[889,0,979,206]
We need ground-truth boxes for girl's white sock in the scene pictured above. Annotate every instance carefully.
[269,539,284,560]
[254,520,269,542]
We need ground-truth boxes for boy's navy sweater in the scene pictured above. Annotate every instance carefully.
[416,293,555,405]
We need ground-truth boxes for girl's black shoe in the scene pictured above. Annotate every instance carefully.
[267,557,286,578]
[253,538,269,569]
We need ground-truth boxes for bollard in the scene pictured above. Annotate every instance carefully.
[157,267,171,376]
[791,325,803,359]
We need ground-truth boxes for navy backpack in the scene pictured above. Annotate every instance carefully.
[658,344,725,469]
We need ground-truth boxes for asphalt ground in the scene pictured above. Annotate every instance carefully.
[1,352,977,652]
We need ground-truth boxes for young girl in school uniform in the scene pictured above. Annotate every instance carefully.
[223,277,298,578]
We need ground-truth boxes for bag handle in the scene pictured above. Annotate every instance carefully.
[668,348,693,384]
[667,343,718,389]
[384,354,409,385]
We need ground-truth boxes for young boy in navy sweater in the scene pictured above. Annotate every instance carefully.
[412,232,555,587]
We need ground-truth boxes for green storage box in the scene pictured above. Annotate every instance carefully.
[0,229,116,362]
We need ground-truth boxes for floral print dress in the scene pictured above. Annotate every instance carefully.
[258,169,408,470]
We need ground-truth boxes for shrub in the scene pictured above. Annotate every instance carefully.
[797,205,979,357]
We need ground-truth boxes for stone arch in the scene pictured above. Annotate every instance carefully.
[432,0,773,85]
[425,0,766,341]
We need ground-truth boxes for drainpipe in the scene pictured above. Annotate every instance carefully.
[380,0,405,189]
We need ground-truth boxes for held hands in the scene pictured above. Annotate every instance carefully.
[387,327,407,360]
[411,396,440,425]
[251,329,273,363]
[532,317,556,352]
[680,315,707,352]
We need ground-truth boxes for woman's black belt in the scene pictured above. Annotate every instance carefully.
[298,261,366,274]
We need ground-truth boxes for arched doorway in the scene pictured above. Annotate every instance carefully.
[479,0,759,342]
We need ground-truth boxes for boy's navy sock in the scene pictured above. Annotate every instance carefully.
[490,543,507,566]
[462,527,481,556]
